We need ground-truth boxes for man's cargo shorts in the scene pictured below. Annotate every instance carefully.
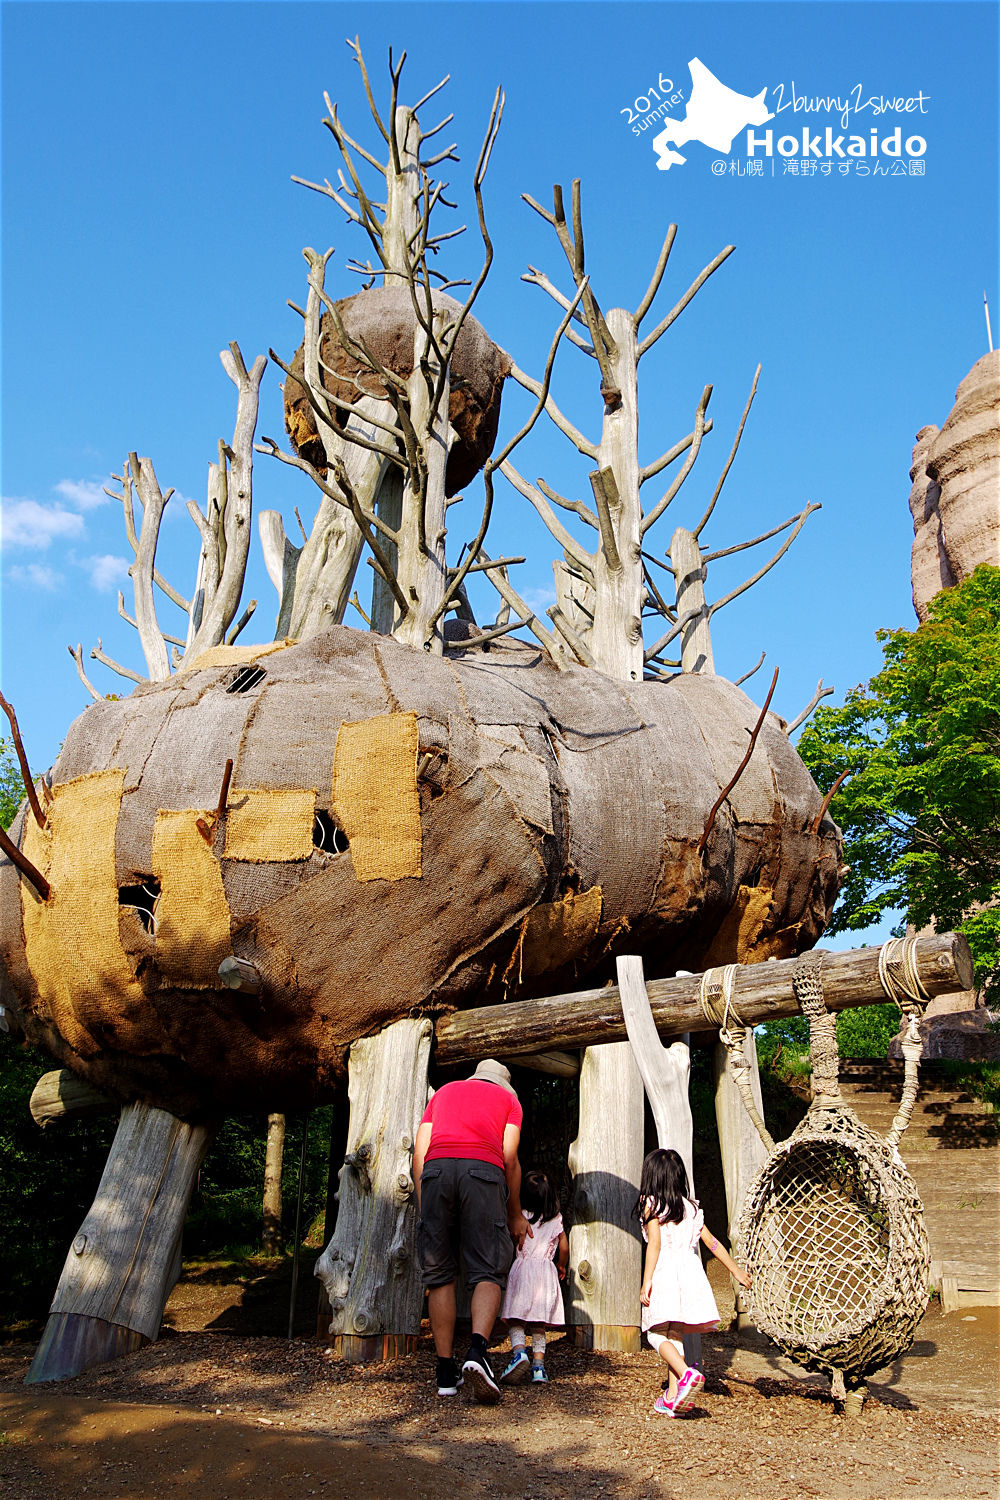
[417,1157,515,1289]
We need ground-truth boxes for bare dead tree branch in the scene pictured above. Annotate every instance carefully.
[787,679,835,735]
[633,224,678,327]
[0,692,46,827]
[90,638,144,684]
[734,651,766,687]
[505,363,597,457]
[637,243,736,359]
[810,767,851,834]
[68,644,102,702]
[640,385,712,535]
[708,503,821,617]
[692,364,761,538]
[537,477,599,530]
[639,419,714,486]
[698,667,779,853]
[0,824,50,901]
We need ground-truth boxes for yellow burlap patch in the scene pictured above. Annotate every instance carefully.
[703,884,776,966]
[21,770,145,1057]
[224,787,316,863]
[153,810,233,983]
[177,639,294,676]
[332,712,422,882]
[517,885,604,979]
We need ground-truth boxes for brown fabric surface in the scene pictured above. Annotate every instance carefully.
[224,788,317,863]
[516,886,604,980]
[254,768,547,1052]
[152,810,233,985]
[702,883,776,966]
[332,712,422,881]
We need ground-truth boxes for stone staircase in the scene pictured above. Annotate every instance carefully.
[839,1059,999,1312]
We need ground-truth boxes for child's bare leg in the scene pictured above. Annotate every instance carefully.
[649,1330,686,1401]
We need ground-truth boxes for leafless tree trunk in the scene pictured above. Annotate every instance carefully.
[263,1112,286,1255]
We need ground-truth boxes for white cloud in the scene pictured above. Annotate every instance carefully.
[521,585,557,613]
[0,498,86,550]
[54,477,111,510]
[7,562,63,591]
[83,553,131,592]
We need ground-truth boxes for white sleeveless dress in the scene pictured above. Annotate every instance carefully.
[641,1197,720,1334]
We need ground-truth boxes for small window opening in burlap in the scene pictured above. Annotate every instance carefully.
[313,810,349,855]
[118,878,160,934]
[226,664,267,695]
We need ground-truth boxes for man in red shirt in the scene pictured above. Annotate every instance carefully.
[413,1058,531,1402]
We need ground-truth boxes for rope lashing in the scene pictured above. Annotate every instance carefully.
[877,935,930,1012]
[792,951,841,1107]
[700,963,775,1153]
[876,936,931,1150]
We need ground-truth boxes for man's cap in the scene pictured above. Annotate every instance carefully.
[470,1058,516,1094]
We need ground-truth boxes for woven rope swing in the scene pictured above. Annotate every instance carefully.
[705,939,933,1416]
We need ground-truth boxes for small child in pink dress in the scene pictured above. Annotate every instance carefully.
[636,1148,751,1417]
[499,1169,568,1385]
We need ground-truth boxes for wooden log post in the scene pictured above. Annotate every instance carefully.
[314,1017,432,1362]
[670,527,715,674]
[26,1102,214,1384]
[566,1042,644,1352]
[435,933,972,1064]
[712,1032,769,1325]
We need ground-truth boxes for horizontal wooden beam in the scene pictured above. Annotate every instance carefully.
[30,1069,116,1130]
[434,932,972,1068]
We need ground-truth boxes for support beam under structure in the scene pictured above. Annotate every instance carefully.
[434,933,972,1066]
[712,1031,769,1326]
[314,1017,432,1362]
[26,1102,215,1384]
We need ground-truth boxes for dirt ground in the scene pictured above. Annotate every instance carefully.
[1,1262,997,1500]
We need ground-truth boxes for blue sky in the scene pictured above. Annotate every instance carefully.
[2,0,997,816]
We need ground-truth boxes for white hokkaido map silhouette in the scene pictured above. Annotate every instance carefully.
[653,58,773,169]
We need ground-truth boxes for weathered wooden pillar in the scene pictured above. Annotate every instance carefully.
[262,1112,286,1254]
[566,1041,644,1351]
[713,1031,769,1323]
[314,1016,431,1361]
[26,1101,214,1383]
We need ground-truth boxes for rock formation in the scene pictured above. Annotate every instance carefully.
[909,350,1000,621]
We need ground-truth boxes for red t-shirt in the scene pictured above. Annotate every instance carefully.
[420,1079,523,1170]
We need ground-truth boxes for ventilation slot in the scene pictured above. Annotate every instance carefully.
[118,879,160,934]
[226,664,267,694]
[313,810,349,855]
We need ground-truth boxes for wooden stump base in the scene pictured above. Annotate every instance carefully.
[569,1324,641,1354]
[332,1332,420,1363]
[26,1313,149,1385]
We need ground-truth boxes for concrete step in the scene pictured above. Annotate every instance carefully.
[843,1096,994,1118]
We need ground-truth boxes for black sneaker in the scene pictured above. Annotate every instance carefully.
[462,1345,500,1404]
[436,1356,463,1396]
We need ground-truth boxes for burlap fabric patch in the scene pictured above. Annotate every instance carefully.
[21,770,151,1057]
[224,787,317,863]
[332,711,422,881]
[152,809,233,983]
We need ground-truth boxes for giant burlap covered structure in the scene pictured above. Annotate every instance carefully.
[0,47,870,1384]
[0,630,839,1118]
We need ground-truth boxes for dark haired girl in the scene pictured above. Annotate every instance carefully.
[499,1169,569,1385]
[635,1148,750,1416]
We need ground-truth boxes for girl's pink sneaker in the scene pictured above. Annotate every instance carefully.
[671,1366,704,1413]
[653,1393,677,1416]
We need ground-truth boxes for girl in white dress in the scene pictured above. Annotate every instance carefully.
[635,1148,751,1416]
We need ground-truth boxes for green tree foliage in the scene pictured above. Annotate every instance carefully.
[798,565,1000,1000]
[0,737,26,830]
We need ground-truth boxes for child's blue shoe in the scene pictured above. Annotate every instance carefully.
[499,1349,531,1385]
[531,1363,549,1383]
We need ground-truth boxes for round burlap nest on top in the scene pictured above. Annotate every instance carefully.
[283,285,511,495]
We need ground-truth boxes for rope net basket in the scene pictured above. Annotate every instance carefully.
[707,942,933,1401]
[738,1099,930,1380]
